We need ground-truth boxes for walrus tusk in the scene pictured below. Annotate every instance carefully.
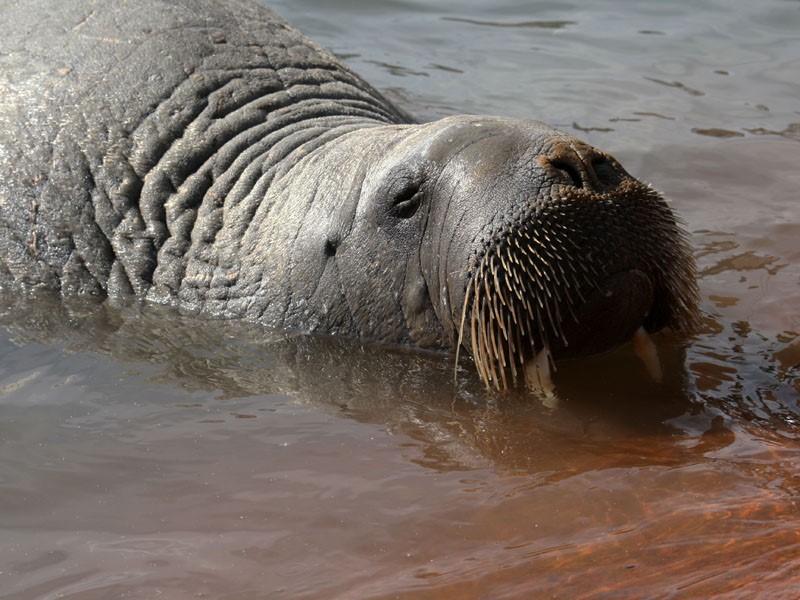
[525,344,556,396]
[633,326,663,383]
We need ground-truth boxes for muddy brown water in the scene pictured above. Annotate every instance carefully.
[1,0,798,597]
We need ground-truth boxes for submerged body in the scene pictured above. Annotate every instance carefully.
[0,0,698,387]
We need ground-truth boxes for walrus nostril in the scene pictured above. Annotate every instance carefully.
[543,144,624,191]
[591,156,622,187]
[548,158,585,189]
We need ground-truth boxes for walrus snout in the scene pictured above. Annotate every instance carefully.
[429,119,699,389]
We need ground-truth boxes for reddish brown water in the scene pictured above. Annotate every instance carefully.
[1,0,799,597]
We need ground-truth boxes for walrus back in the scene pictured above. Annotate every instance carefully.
[0,0,406,296]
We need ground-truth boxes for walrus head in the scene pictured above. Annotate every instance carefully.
[262,115,699,389]
[351,116,697,387]
[422,117,699,388]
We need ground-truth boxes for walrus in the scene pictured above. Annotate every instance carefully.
[0,0,699,389]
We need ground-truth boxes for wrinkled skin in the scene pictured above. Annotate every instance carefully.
[0,0,698,387]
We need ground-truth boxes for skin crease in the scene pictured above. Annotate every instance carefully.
[0,0,698,388]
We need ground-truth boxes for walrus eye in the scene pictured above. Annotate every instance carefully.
[390,184,424,219]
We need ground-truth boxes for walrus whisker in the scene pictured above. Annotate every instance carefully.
[488,300,500,364]
[491,256,510,310]
[496,301,510,342]
[500,254,511,275]
[514,316,526,386]
[472,295,483,382]
[529,253,545,280]
[481,295,497,388]
[453,263,475,384]
[541,286,567,347]
[507,311,518,384]
[506,281,520,323]
[496,325,508,389]
[469,281,486,384]
[511,282,524,304]
[506,246,519,266]
[471,272,484,378]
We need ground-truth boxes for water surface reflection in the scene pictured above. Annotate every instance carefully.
[0,291,797,597]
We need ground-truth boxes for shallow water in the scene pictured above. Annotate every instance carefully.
[1,0,799,598]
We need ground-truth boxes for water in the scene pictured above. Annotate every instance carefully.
[1,0,799,597]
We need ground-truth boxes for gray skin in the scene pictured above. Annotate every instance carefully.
[0,0,698,388]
